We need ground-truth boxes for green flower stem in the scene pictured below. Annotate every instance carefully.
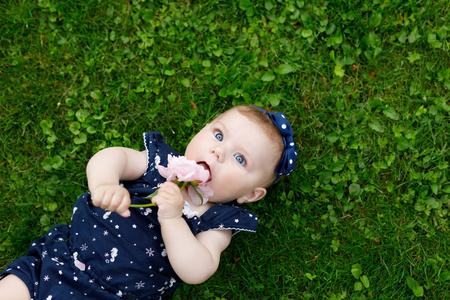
[129,180,190,208]
[190,184,204,205]
[129,202,157,208]
[178,180,189,192]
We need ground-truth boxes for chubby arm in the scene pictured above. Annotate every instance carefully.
[87,147,148,217]
[161,219,231,284]
[152,182,232,284]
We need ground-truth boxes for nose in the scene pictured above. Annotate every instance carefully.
[211,144,225,162]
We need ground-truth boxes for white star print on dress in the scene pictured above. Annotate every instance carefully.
[80,243,88,251]
[135,281,145,289]
[146,248,155,257]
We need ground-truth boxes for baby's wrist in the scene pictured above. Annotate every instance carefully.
[158,215,184,225]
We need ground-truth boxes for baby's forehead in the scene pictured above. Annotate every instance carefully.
[213,109,255,125]
[215,110,275,138]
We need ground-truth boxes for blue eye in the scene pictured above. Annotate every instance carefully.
[214,131,223,141]
[234,154,246,165]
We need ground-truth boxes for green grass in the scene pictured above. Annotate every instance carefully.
[1,0,449,299]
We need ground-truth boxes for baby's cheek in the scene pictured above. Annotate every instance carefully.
[218,176,247,194]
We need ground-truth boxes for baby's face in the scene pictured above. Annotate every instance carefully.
[185,110,278,203]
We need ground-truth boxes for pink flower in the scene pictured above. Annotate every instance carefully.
[156,155,213,205]
[187,184,214,206]
[157,155,209,183]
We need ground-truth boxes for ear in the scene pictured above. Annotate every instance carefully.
[236,187,267,204]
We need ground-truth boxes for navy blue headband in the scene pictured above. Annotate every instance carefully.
[253,106,298,184]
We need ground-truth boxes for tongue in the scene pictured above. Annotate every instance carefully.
[198,162,208,170]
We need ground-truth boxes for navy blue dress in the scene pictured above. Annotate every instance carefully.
[0,132,258,300]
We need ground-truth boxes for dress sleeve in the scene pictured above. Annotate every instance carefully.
[120,132,178,197]
[198,204,258,235]
[142,131,179,181]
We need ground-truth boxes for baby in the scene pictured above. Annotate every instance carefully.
[0,105,297,300]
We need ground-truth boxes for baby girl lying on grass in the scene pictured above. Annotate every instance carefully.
[0,105,297,300]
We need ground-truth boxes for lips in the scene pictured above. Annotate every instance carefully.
[197,161,212,182]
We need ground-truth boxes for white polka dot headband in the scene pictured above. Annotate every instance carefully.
[253,106,298,184]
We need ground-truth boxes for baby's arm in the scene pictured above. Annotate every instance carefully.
[87,147,147,217]
[164,224,231,284]
[152,182,232,284]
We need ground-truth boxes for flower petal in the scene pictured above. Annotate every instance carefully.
[187,186,203,206]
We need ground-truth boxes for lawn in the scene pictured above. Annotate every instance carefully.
[1,0,449,299]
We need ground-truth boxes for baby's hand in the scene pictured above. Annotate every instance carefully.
[152,181,184,220]
[91,184,131,218]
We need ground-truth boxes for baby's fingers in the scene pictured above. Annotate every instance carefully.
[115,197,131,218]
[159,181,182,195]
[91,188,107,208]
[105,191,130,217]
[91,185,131,217]
[152,183,179,202]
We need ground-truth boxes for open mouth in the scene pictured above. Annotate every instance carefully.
[197,161,212,182]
